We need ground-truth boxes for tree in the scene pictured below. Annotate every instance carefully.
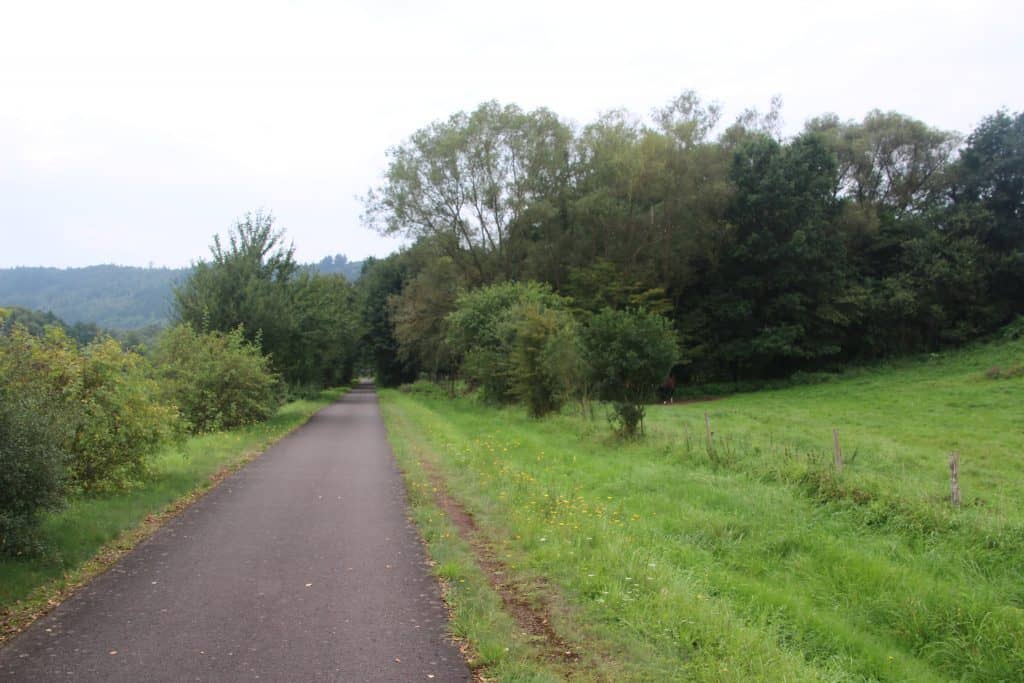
[953,110,1024,323]
[581,309,678,437]
[69,338,181,489]
[287,272,360,389]
[705,133,851,378]
[364,101,574,283]
[173,212,360,389]
[0,373,69,555]
[358,255,418,386]
[389,256,461,380]
[173,211,298,377]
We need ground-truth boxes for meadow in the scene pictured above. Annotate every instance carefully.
[380,337,1024,681]
[0,388,346,641]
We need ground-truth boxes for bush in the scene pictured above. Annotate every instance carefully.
[508,302,582,417]
[0,385,69,555]
[153,324,282,433]
[1002,316,1024,340]
[581,308,679,437]
[0,324,179,492]
[446,282,568,404]
[69,339,181,490]
[398,380,450,399]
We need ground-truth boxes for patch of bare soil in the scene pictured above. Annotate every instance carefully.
[418,459,582,671]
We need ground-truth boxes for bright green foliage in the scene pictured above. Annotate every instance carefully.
[581,308,678,436]
[68,339,181,490]
[0,383,69,556]
[507,302,581,417]
[0,325,181,492]
[445,281,567,403]
[153,324,281,434]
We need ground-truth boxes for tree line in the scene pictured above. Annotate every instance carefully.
[361,95,1023,387]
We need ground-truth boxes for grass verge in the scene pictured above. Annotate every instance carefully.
[380,336,1024,681]
[384,401,583,682]
[0,387,347,644]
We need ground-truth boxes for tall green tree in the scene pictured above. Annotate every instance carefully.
[173,211,297,368]
[706,133,850,378]
[174,212,360,388]
[358,255,418,386]
[364,101,574,283]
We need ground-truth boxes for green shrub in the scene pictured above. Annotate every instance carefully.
[0,324,179,493]
[68,339,181,490]
[446,282,567,404]
[398,380,450,399]
[153,324,282,433]
[581,308,679,437]
[1002,315,1024,340]
[508,302,582,417]
[0,385,69,556]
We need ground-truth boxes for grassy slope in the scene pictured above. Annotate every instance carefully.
[0,388,347,631]
[379,339,1023,682]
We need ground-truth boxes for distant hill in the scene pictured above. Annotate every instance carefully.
[0,257,364,330]
[0,265,187,330]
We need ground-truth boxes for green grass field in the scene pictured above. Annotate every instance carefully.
[380,338,1024,681]
[0,388,347,636]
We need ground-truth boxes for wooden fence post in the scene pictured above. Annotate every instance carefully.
[950,451,961,506]
[833,428,843,472]
[704,411,713,453]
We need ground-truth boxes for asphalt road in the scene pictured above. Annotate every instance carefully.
[0,384,471,682]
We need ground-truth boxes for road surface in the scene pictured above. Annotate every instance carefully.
[0,384,471,682]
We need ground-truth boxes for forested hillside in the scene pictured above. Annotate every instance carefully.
[0,266,187,329]
[0,257,363,330]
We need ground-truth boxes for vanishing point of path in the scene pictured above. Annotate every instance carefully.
[0,384,471,682]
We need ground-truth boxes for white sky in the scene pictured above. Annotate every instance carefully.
[1,0,1021,268]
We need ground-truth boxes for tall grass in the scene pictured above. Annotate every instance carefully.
[380,338,1024,681]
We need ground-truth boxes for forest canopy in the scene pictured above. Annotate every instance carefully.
[362,94,1023,386]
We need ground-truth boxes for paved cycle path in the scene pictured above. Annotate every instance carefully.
[0,384,470,682]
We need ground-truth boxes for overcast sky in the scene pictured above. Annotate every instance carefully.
[1,0,1020,269]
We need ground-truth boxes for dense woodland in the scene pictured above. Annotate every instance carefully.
[361,95,1023,387]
